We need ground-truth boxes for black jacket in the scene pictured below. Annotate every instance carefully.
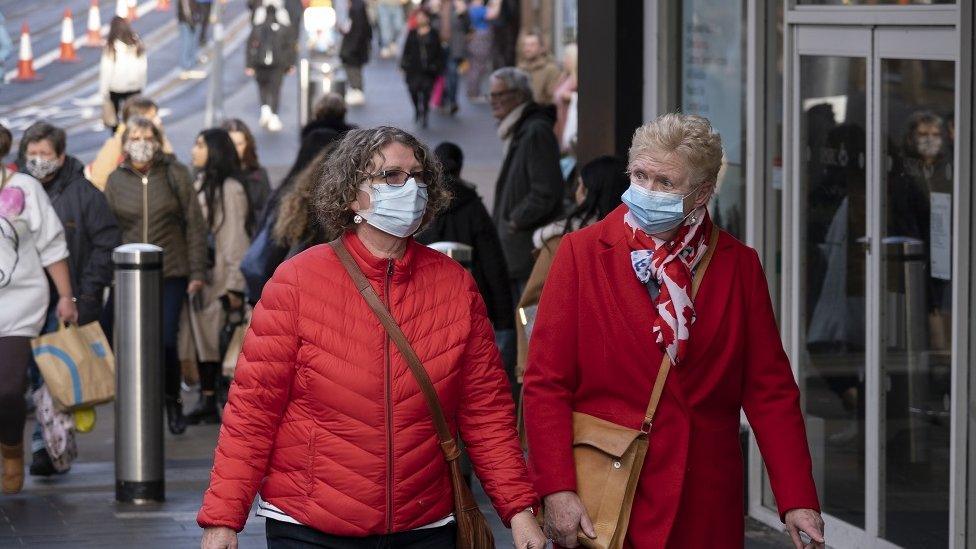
[38,157,121,323]
[400,28,445,78]
[300,116,356,139]
[492,102,564,280]
[339,0,372,67]
[416,180,513,330]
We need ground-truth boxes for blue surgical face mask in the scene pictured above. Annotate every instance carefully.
[621,182,699,236]
[360,177,429,238]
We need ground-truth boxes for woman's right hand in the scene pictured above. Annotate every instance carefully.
[201,527,237,549]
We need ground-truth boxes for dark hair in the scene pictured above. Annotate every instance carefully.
[312,93,348,123]
[106,16,145,57]
[284,128,342,185]
[221,118,261,171]
[22,122,67,156]
[563,155,629,236]
[0,124,11,158]
[196,128,249,233]
[434,142,463,179]
[121,95,158,123]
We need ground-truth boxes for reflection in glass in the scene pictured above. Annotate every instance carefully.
[798,0,954,4]
[880,58,953,548]
[679,0,746,239]
[799,55,867,528]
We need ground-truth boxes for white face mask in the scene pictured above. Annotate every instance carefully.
[125,140,158,164]
[916,135,942,158]
[25,156,61,181]
[359,178,429,238]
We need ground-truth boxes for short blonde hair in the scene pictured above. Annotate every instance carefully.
[628,113,724,185]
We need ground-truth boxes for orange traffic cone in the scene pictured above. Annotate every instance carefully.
[59,10,79,63]
[157,0,171,11]
[127,0,138,21]
[115,0,127,18]
[14,22,38,82]
[86,0,103,47]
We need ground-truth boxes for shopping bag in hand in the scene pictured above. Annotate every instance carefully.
[31,322,115,411]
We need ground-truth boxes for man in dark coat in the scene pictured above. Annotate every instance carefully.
[489,67,564,291]
[18,122,120,325]
[18,122,121,477]
[416,142,513,332]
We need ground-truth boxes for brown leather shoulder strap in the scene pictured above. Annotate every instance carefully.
[328,239,461,461]
[640,226,721,434]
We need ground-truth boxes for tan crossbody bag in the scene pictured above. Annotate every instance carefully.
[329,239,496,549]
[569,227,719,549]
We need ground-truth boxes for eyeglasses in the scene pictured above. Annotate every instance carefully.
[361,169,430,187]
[489,89,517,101]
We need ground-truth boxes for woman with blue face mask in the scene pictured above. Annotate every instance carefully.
[198,126,547,549]
[522,113,826,549]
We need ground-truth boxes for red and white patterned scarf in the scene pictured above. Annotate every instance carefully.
[628,212,713,365]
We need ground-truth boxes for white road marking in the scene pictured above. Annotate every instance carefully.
[3,0,159,83]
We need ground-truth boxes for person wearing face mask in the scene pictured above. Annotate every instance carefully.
[104,117,209,436]
[88,95,175,191]
[198,126,547,549]
[0,123,78,495]
[15,122,121,476]
[523,113,825,549]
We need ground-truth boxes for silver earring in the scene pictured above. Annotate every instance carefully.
[353,214,364,224]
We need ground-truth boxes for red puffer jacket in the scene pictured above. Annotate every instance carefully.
[197,231,536,535]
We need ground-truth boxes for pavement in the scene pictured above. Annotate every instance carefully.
[0,4,791,546]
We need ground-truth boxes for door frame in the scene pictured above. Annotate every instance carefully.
[750,21,966,549]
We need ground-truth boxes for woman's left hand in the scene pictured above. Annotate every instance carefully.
[57,296,79,325]
[785,508,825,549]
[511,509,547,549]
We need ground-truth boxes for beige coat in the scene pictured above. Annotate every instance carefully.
[518,56,561,106]
[179,177,250,363]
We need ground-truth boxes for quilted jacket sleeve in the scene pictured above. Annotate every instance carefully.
[197,261,301,531]
[457,273,538,525]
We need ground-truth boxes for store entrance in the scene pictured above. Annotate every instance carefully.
[790,25,957,548]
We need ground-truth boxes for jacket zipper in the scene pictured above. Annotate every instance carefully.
[384,259,395,533]
[141,175,149,243]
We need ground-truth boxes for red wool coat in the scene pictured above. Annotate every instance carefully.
[198,231,536,535]
[523,206,820,548]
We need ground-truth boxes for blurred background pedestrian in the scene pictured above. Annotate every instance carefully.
[104,117,208,435]
[222,118,271,228]
[400,7,444,128]
[340,0,372,106]
[246,0,300,132]
[99,17,148,134]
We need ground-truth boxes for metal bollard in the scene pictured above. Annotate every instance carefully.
[427,242,474,271]
[113,244,165,503]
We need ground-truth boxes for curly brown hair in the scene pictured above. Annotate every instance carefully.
[313,126,451,237]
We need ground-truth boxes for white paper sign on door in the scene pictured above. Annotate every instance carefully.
[930,192,951,281]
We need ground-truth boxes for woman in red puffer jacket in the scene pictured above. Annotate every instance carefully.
[198,126,546,549]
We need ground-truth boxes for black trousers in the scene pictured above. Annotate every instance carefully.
[254,66,287,113]
[266,519,456,549]
[109,90,140,132]
[0,337,31,445]
[406,73,435,119]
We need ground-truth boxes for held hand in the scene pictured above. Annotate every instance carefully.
[57,296,79,325]
[224,293,243,311]
[200,526,238,549]
[542,491,596,548]
[511,510,547,549]
[785,508,825,549]
[188,280,205,295]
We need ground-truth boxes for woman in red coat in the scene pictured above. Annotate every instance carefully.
[523,114,825,549]
[198,126,546,549]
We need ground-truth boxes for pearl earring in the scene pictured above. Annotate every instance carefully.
[353,214,364,224]
[689,214,698,224]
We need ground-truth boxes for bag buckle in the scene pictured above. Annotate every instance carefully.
[640,417,653,434]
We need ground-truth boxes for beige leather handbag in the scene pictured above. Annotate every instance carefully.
[570,227,719,549]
